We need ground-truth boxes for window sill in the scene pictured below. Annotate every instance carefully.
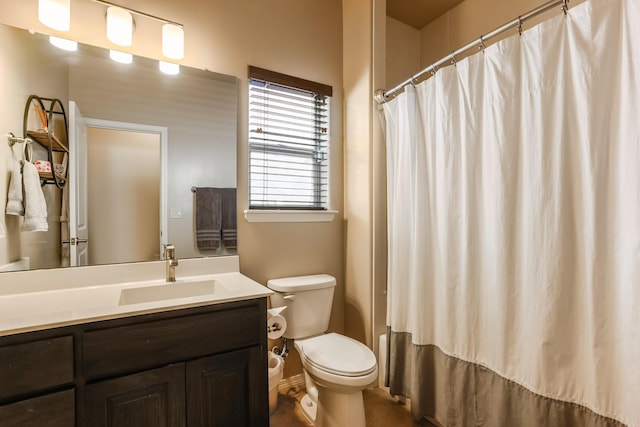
[244,209,338,223]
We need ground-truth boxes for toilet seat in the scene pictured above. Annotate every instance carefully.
[297,333,377,377]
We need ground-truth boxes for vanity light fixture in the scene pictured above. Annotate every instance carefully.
[92,0,184,61]
[162,24,184,60]
[49,35,77,51]
[109,49,133,64]
[38,0,71,31]
[106,6,133,46]
[159,61,180,75]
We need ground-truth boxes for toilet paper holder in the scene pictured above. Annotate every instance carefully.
[267,322,284,334]
[268,306,289,359]
[267,306,287,339]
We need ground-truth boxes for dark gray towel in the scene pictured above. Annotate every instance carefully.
[194,187,222,250]
[221,188,237,249]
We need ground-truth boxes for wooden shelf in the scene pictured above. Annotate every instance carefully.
[23,95,69,189]
[27,129,68,152]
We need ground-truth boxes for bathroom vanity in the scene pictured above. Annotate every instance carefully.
[0,256,272,427]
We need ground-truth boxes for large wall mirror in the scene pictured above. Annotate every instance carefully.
[0,23,238,273]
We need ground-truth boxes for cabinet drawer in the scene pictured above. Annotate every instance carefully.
[84,303,262,379]
[0,389,74,427]
[0,336,74,400]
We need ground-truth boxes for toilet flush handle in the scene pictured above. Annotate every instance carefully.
[283,294,296,301]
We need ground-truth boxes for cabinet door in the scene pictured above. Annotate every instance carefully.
[85,364,185,427]
[186,346,268,427]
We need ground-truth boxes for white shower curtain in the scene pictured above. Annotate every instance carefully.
[383,0,640,425]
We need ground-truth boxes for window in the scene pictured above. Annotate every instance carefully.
[248,66,331,210]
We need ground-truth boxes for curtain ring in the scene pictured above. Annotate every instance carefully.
[478,35,486,51]
[450,53,457,66]
[562,0,569,15]
[517,16,523,35]
[431,64,439,76]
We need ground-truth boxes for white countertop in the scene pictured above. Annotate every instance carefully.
[0,256,273,336]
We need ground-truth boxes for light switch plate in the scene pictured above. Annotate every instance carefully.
[170,208,183,219]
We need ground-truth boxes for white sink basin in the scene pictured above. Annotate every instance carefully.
[119,280,228,305]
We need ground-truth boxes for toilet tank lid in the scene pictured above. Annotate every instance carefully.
[267,274,336,292]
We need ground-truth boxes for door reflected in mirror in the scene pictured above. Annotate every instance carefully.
[86,127,161,265]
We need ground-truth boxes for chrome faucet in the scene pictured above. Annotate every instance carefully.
[164,244,178,282]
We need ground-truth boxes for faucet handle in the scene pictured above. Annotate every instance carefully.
[163,243,175,259]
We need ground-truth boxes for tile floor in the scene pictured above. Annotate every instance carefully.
[269,378,433,426]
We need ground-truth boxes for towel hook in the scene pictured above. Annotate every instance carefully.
[7,132,27,147]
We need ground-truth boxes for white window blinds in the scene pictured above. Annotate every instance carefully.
[248,67,331,210]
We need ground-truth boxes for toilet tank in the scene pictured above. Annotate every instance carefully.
[267,274,336,339]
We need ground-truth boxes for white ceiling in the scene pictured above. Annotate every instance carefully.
[387,0,465,30]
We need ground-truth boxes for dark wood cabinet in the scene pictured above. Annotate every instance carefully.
[187,346,266,427]
[0,298,269,427]
[85,364,186,427]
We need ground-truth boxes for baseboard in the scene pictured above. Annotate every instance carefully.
[278,373,306,394]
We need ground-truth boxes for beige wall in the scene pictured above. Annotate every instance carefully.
[421,0,586,67]
[342,0,388,355]
[386,16,421,89]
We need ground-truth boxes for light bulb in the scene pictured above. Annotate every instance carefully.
[109,50,133,64]
[162,24,184,60]
[159,61,180,75]
[49,36,77,51]
[106,6,133,47]
[39,0,71,31]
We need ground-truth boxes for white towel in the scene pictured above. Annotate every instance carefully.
[5,159,24,216]
[21,161,48,232]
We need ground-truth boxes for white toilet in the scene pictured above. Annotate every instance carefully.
[267,274,378,427]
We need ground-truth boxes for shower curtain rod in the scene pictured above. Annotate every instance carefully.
[375,0,569,104]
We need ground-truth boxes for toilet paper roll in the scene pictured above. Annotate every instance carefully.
[267,314,287,340]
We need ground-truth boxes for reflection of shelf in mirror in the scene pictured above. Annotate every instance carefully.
[26,129,68,152]
[38,171,66,180]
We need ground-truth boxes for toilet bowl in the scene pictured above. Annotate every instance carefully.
[295,333,378,427]
[267,275,378,427]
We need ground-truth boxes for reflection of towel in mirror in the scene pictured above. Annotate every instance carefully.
[21,161,48,232]
[194,187,221,250]
[5,159,24,216]
[221,188,237,249]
